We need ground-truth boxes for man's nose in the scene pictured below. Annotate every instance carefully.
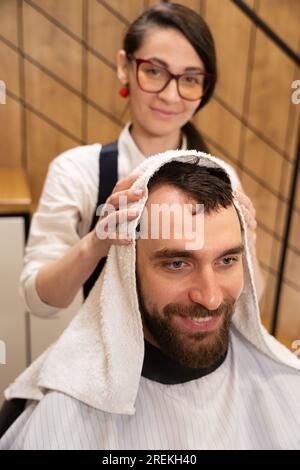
[188,268,223,311]
[158,78,181,103]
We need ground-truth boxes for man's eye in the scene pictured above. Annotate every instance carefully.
[222,256,238,266]
[165,260,186,270]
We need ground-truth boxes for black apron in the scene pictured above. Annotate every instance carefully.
[83,140,119,299]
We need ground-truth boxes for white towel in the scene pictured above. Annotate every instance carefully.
[5,150,300,414]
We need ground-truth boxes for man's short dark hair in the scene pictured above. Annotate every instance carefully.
[147,158,233,213]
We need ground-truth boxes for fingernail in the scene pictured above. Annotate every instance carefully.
[134,189,143,196]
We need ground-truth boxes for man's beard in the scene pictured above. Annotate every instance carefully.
[137,280,235,369]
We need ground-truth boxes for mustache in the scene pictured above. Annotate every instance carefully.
[163,300,235,319]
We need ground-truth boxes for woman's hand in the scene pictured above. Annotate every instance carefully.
[233,189,266,299]
[94,173,143,249]
[233,190,257,248]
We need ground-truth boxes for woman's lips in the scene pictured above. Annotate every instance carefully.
[175,314,222,332]
[150,107,179,118]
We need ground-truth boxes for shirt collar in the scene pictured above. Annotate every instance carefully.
[118,123,188,178]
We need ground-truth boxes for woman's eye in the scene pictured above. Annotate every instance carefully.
[146,67,161,76]
[182,75,200,85]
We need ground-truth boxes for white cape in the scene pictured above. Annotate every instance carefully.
[4,150,300,416]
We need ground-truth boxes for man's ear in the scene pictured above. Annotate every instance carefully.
[117,49,129,84]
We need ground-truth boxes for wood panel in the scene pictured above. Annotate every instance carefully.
[0,0,18,46]
[243,127,293,199]
[87,51,127,120]
[88,0,127,64]
[205,0,254,115]
[23,1,82,91]
[247,28,296,153]
[32,0,83,37]
[108,0,145,22]
[296,177,300,211]
[277,283,300,349]
[285,249,300,288]
[256,226,281,273]
[24,60,82,138]
[0,97,22,167]
[240,172,287,237]
[258,0,300,53]
[259,269,277,331]
[172,0,202,13]
[289,209,300,250]
[193,98,242,159]
[0,40,20,98]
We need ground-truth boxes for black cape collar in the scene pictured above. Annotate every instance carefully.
[142,339,227,385]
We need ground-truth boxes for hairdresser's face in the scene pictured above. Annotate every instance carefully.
[136,185,244,369]
[117,28,204,139]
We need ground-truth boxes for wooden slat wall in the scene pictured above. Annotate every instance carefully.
[0,0,299,351]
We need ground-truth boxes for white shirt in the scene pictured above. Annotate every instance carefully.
[1,328,300,450]
[20,124,240,318]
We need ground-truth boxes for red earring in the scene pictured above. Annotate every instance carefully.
[119,85,130,98]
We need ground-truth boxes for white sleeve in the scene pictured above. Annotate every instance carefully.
[20,150,93,318]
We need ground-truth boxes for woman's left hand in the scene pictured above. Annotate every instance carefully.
[233,190,257,248]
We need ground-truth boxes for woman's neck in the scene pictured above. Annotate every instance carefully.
[130,123,182,158]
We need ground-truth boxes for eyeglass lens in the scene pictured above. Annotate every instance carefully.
[137,62,207,100]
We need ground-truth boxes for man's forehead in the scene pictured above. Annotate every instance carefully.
[140,204,243,257]
[146,183,194,206]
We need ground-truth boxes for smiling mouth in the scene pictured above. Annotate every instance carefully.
[150,107,178,116]
[176,314,222,333]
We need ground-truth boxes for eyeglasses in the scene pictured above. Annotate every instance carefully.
[128,56,213,101]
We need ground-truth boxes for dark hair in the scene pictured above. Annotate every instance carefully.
[147,159,233,213]
[123,3,217,152]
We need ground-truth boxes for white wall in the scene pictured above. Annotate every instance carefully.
[0,217,27,406]
[0,216,82,405]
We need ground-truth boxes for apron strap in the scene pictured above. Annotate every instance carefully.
[83,140,118,299]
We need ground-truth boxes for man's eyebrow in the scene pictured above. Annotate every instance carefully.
[147,57,204,73]
[218,244,244,258]
[151,244,244,261]
[151,249,197,261]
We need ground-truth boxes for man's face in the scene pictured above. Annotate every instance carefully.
[136,184,244,369]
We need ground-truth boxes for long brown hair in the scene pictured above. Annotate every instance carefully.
[123,3,217,152]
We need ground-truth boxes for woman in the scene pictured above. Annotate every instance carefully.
[21,3,263,317]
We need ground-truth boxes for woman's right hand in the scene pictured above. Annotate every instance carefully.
[94,173,144,250]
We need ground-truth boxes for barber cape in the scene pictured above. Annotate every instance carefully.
[1,150,300,450]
